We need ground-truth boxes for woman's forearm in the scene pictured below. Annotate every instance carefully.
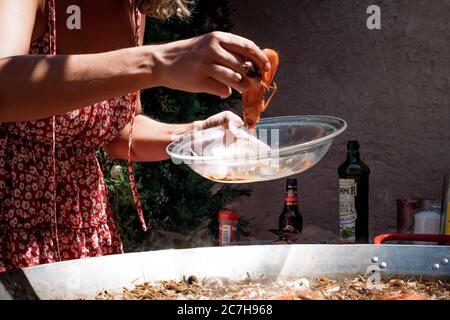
[0,30,271,123]
[0,46,159,122]
[104,114,194,162]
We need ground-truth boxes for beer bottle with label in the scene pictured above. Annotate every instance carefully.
[279,179,303,237]
[338,141,370,243]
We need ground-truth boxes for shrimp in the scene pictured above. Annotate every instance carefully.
[242,49,279,131]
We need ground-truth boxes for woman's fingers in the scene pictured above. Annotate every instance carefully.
[222,111,244,135]
[224,110,244,127]
[208,64,250,94]
[214,48,253,90]
[209,111,270,155]
[215,48,247,75]
[198,111,244,137]
[198,110,271,156]
[156,31,268,97]
[218,33,270,73]
[204,77,232,98]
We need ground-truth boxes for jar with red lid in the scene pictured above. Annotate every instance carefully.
[218,209,238,245]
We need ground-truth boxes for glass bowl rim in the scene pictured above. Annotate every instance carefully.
[166,115,347,162]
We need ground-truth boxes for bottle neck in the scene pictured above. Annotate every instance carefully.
[285,200,298,207]
[284,188,298,206]
[346,149,360,163]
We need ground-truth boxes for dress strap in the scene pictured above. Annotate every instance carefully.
[47,0,62,261]
[134,7,141,46]
[127,7,148,232]
[48,0,56,55]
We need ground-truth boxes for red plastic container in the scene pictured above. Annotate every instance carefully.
[218,209,238,245]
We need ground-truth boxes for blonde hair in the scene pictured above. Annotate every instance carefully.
[132,0,194,19]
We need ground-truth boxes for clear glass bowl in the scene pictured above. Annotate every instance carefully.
[166,115,347,183]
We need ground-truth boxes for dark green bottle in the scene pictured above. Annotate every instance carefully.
[338,141,370,243]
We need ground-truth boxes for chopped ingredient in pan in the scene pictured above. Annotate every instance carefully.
[94,275,450,300]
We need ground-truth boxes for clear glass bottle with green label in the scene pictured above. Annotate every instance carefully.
[338,141,370,243]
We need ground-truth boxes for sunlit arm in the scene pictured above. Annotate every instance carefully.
[0,48,160,122]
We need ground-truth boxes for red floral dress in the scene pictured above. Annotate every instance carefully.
[0,0,146,271]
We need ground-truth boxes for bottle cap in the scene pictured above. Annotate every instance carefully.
[418,199,441,211]
[218,209,238,222]
[287,178,298,186]
[347,141,360,150]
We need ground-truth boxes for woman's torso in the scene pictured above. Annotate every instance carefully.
[10,0,142,146]
[33,0,138,53]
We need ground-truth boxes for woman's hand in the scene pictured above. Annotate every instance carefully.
[194,110,244,135]
[105,111,271,162]
[152,31,270,98]
[194,111,272,156]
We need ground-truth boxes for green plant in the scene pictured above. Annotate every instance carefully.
[104,0,251,252]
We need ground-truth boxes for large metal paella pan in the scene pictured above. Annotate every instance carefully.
[0,240,449,300]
